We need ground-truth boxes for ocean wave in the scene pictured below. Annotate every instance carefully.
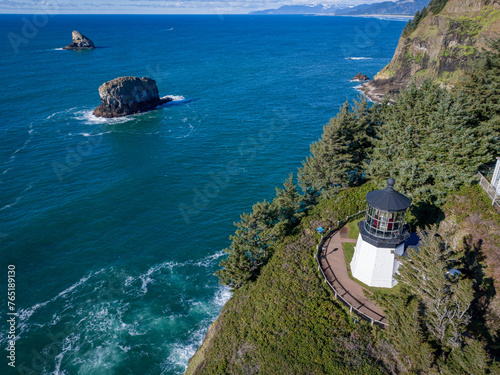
[74,109,134,125]
[14,269,106,340]
[162,95,185,101]
[191,250,226,267]
[162,285,231,373]
[0,181,34,212]
[345,57,373,60]
[354,84,374,103]
[176,124,195,139]
[1,122,35,178]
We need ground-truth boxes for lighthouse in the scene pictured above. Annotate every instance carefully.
[350,178,411,288]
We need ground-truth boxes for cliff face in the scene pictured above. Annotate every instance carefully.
[361,0,500,101]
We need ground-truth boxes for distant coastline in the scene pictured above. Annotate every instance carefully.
[337,14,413,19]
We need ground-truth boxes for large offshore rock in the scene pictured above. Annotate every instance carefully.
[93,76,172,118]
[63,30,95,50]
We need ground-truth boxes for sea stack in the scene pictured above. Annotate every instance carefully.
[63,30,95,50]
[351,73,369,82]
[93,76,172,118]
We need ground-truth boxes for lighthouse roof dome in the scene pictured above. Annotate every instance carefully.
[366,178,411,212]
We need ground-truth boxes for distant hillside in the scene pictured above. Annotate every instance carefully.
[361,0,500,100]
[337,0,430,15]
[250,4,345,15]
[250,0,430,16]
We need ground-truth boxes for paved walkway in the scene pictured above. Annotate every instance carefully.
[319,226,388,326]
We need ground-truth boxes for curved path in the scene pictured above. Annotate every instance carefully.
[319,226,388,326]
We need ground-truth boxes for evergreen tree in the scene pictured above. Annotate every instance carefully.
[273,174,302,233]
[397,227,473,352]
[217,200,278,289]
[367,80,490,204]
[216,242,252,289]
[382,295,434,373]
[299,99,372,197]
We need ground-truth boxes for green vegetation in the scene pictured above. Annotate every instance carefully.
[347,219,361,239]
[428,0,448,15]
[402,7,429,37]
[342,242,355,264]
[188,38,500,375]
[193,187,388,374]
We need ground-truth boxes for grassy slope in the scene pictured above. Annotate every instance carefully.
[186,184,388,375]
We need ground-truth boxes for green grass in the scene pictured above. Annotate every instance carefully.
[347,219,361,239]
[343,242,356,265]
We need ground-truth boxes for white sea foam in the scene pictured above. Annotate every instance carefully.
[345,57,373,60]
[1,122,35,178]
[14,269,106,340]
[176,124,195,139]
[191,250,226,267]
[354,84,374,103]
[0,181,34,212]
[161,95,185,102]
[162,285,231,373]
[74,109,133,125]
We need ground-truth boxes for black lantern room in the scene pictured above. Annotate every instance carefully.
[360,178,411,247]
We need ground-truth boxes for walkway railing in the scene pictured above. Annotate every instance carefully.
[478,172,500,209]
[314,210,389,328]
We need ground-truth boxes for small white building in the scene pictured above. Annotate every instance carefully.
[492,157,500,195]
[350,178,411,288]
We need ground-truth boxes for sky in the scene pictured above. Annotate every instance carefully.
[0,0,385,14]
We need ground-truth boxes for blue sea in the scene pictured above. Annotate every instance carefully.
[0,14,405,374]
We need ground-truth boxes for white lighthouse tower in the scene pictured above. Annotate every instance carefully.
[350,178,411,288]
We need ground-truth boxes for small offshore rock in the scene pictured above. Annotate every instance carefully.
[351,73,370,82]
[93,76,172,118]
[63,31,95,50]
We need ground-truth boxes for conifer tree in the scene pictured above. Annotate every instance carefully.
[367,80,491,204]
[217,200,278,289]
[397,227,473,352]
[299,100,372,197]
[273,174,301,232]
[382,295,434,373]
[216,242,252,289]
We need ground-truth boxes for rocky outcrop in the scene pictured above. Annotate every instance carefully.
[63,30,95,50]
[351,73,369,81]
[360,0,500,101]
[93,76,172,118]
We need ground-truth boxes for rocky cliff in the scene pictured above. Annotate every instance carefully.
[63,30,95,50]
[93,76,172,118]
[361,0,500,101]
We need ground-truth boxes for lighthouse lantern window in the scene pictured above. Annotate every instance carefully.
[363,178,411,240]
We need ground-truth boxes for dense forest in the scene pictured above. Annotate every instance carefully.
[186,40,500,374]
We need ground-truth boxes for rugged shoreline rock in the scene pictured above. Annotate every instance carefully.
[93,76,172,118]
[350,72,369,82]
[63,30,95,50]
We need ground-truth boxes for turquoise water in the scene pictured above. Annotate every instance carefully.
[0,15,405,374]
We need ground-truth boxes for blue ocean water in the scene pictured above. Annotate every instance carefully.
[0,14,405,374]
